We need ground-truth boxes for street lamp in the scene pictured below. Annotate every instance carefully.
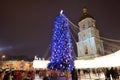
[1,55,6,68]
[2,55,5,61]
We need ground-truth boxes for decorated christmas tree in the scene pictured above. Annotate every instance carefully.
[48,10,74,72]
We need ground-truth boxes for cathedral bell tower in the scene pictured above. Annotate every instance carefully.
[76,7,104,59]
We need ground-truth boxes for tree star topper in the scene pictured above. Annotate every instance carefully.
[60,10,63,14]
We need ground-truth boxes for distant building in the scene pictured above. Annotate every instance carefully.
[76,7,104,59]
[0,60,33,70]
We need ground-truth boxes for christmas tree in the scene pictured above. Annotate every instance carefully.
[48,10,74,72]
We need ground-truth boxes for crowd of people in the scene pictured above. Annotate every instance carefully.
[104,67,119,80]
[0,69,35,80]
[0,67,120,80]
[77,67,120,80]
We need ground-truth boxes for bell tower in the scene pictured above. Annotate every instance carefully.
[76,7,104,59]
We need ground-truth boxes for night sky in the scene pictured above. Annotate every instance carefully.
[0,0,120,60]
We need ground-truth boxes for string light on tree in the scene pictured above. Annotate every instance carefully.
[47,10,74,72]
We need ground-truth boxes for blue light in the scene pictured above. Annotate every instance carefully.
[47,12,74,72]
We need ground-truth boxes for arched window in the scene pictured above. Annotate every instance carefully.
[84,45,88,54]
[82,24,85,29]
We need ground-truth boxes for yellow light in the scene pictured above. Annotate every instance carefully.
[2,55,5,58]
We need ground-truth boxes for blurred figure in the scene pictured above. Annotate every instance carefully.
[0,69,5,80]
[114,68,119,80]
[110,67,116,80]
[71,68,78,80]
[3,71,11,80]
[105,68,110,80]
[10,71,16,80]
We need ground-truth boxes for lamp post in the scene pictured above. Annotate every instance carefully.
[2,55,5,68]
[2,55,5,61]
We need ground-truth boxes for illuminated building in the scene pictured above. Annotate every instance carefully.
[76,7,104,59]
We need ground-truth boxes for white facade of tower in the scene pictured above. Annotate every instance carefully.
[77,16,104,59]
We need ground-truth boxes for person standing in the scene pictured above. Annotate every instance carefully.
[71,68,78,80]
[110,67,116,80]
[3,71,11,80]
[105,68,110,80]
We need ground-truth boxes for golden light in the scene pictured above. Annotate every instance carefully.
[2,55,5,59]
